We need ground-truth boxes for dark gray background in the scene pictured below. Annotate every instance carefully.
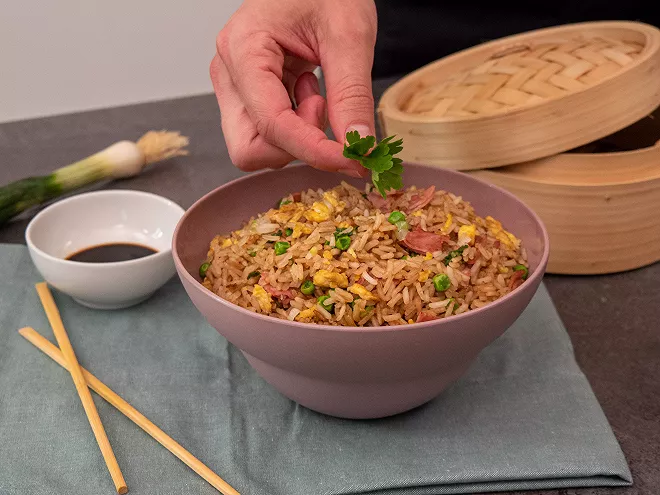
[0,79,658,494]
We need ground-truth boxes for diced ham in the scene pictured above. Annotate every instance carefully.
[509,270,524,290]
[416,311,438,323]
[367,190,403,211]
[263,285,295,303]
[292,192,302,202]
[407,186,436,212]
[401,227,449,254]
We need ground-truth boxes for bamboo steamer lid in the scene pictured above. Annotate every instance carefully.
[469,110,660,274]
[378,21,660,169]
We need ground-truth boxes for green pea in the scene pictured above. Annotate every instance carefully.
[285,228,293,236]
[301,280,315,295]
[274,241,290,256]
[433,273,451,292]
[318,295,334,312]
[248,251,257,257]
[247,271,260,280]
[513,264,529,280]
[199,262,210,278]
[335,235,351,251]
[388,211,406,224]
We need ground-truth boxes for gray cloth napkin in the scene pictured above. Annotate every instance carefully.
[0,244,631,494]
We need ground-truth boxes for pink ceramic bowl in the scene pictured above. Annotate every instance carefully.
[173,164,549,419]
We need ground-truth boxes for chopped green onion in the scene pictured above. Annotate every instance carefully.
[361,193,368,199]
[274,241,290,256]
[247,270,260,280]
[395,219,409,231]
[360,305,374,318]
[433,273,451,292]
[513,264,529,280]
[285,228,293,236]
[454,301,460,311]
[388,211,406,224]
[401,255,409,260]
[335,235,351,251]
[301,280,315,295]
[443,245,468,265]
[199,262,210,278]
[274,230,282,237]
[324,241,330,246]
[278,198,291,207]
[318,295,334,312]
[248,251,257,257]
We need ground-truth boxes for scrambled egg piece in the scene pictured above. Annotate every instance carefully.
[498,266,509,274]
[309,246,319,256]
[313,270,348,288]
[485,216,521,250]
[348,283,378,301]
[418,270,431,283]
[323,251,334,260]
[296,307,317,321]
[408,319,414,324]
[252,284,272,312]
[347,247,357,259]
[424,252,433,260]
[269,202,305,224]
[323,191,346,212]
[442,213,453,233]
[457,224,476,246]
[411,210,423,217]
[221,238,233,248]
[305,202,331,222]
[338,221,351,229]
[291,222,313,239]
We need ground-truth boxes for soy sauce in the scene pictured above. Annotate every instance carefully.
[66,243,158,263]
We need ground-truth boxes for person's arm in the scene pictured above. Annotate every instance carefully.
[210,0,377,177]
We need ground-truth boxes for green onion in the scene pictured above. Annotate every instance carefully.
[285,228,293,236]
[360,305,374,318]
[301,280,315,295]
[199,262,210,278]
[513,264,529,280]
[248,251,257,257]
[388,211,406,224]
[0,131,188,226]
[324,241,330,246]
[318,295,334,312]
[433,273,451,292]
[335,235,351,251]
[348,296,361,309]
[278,198,291,207]
[274,241,290,256]
[401,255,409,260]
[443,245,468,265]
[274,230,283,237]
[247,270,260,280]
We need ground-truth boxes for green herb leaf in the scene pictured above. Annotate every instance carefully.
[247,270,260,280]
[343,132,404,198]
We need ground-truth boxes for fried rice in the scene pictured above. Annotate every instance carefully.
[201,182,529,326]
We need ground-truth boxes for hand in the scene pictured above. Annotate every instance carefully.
[210,0,377,177]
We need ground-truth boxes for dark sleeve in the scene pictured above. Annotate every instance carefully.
[373,1,660,78]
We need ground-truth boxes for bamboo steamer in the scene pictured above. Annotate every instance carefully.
[470,109,660,274]
[378,21,660,170]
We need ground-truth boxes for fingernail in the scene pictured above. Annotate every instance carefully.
[346,124,373,139]
[341,168,363,178]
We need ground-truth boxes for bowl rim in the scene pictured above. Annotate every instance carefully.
[172,163,550,333]
[26,189,185,268]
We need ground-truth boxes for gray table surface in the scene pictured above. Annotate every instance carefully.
[1,78,658,495]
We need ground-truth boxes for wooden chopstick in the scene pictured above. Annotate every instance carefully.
[19,326,240,495]
[35,282,128,495]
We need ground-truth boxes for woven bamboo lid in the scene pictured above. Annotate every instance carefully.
[378,21,660,169]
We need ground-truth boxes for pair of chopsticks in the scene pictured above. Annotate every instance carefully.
[21,282,240,495]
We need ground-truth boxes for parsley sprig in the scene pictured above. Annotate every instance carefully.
[343,131,404,198]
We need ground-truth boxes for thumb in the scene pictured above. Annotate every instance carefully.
[321,31,376,148]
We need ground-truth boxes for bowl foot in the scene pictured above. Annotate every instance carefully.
[244,352,471,419]
[73,293,153,310]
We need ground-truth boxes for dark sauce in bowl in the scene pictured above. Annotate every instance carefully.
[66,243,158,263]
